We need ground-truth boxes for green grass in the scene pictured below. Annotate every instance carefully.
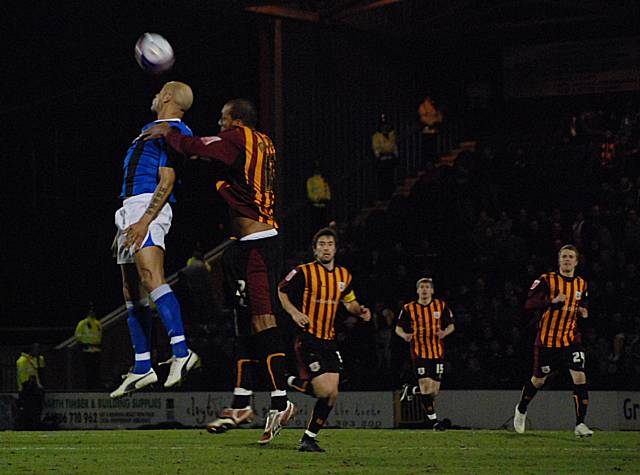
[1,429,638,474]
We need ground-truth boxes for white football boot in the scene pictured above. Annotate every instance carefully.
[110,369,158,399]
[163,350,200,388]
[513,404,527,434]
[574,423,594,437]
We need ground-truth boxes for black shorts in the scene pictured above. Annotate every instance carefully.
[413,358,445,382]
[222,234,282,321]
[294,333,342,380]
[533,344,586,378]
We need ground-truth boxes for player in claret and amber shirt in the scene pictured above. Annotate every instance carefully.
[514,244,593,437]
[278,227,371,452]
[395,277,454,431]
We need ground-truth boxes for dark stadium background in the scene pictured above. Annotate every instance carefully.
[2,0,639,341]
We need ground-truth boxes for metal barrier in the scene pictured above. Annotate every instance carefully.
[54,239,235,351]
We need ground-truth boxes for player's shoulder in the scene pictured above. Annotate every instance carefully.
[299,260,317,270]
[434,298,447,307]
[535,271,556,283]
[334,264,352,277]
[249,126,274,142]
[220,126,245,140]
[285,261,314,278]
[175,121,193,136]
[575,274,587,285]
[529,273,551,291]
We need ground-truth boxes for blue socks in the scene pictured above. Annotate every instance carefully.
[126,300,152,374]
[150,284,189,358]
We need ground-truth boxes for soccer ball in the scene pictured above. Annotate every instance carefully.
[134,32,175,74]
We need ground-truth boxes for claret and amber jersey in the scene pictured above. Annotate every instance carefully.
[397,299,454,359]
[278,261,356,341]
[165,125,277,227]
[525,272,588,348]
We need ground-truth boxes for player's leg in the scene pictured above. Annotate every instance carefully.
[418,376,441,428]
[299,372,339,452]
[514,346,548,433]
[299,343,342,452]
[243,239,295,444]
[288,336,316,397]
[136,246,199,387]
[400,382,421,402]
[254,314,295,444]
[206,332,258,433]
[208,250,258,433]
[569,347,592,437]
[110,264,157,398]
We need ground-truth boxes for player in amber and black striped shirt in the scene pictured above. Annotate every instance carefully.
[278,227,371,452]
[514,245,593,437]
[395,278,454,430]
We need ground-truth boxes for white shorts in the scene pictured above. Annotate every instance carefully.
[113,193,173,264]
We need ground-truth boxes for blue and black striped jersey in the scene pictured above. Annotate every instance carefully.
[120,118,192,201]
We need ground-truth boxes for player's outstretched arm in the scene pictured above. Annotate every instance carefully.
[144,123,238,165]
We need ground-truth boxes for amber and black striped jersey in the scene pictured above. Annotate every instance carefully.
[525,272,588,348]
[165,125,278,227]
[279,261,356,341]
[397,299,453,359]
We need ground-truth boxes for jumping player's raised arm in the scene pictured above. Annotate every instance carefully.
[143,121,240,165]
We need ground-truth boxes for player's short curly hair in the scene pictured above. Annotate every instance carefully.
[226,98,257,128]
[312,227,337,249]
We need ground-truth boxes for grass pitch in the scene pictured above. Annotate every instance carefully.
[1,429,638,474]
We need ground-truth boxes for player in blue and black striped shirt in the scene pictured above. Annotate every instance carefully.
[110,81,199,398]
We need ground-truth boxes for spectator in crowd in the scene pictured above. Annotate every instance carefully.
[16,344,45,430]
[418,96,443,166]
[306,160,332,230]
[371,113,399,200]
[74,303,102,390]
[179,247,218,328]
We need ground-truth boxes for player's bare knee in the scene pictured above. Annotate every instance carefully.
[570,370,586,385]
[531,376,546,388]
[327,391,339,406]
[326,383,339,401]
